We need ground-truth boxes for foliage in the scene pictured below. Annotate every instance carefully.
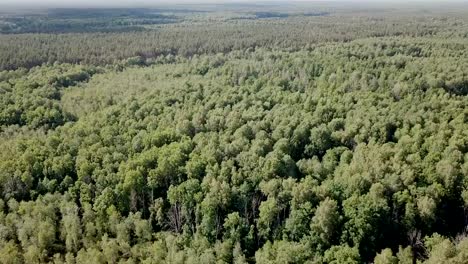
[0,3,468,263]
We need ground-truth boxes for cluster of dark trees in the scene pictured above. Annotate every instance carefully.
[0,65,102,128]
[0,29,467,263]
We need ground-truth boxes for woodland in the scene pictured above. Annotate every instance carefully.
[0,2,467,263]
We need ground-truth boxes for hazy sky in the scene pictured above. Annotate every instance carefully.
[0,0,465,8]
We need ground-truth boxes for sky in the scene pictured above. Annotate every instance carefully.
[0,0,465,8]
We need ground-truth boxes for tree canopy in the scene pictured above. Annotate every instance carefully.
[0,3,468,263]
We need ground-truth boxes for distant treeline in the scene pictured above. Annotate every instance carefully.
[0,9,180,34]
[1,12,466,70]
[253,11,329,18]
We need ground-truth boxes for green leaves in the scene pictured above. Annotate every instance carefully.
[0,65,98,129]
[1,27,468,263]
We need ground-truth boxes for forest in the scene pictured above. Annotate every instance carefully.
[0,2,467,263]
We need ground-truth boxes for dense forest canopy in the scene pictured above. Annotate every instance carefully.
[1,4,467,70]
[0,2,467,263]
